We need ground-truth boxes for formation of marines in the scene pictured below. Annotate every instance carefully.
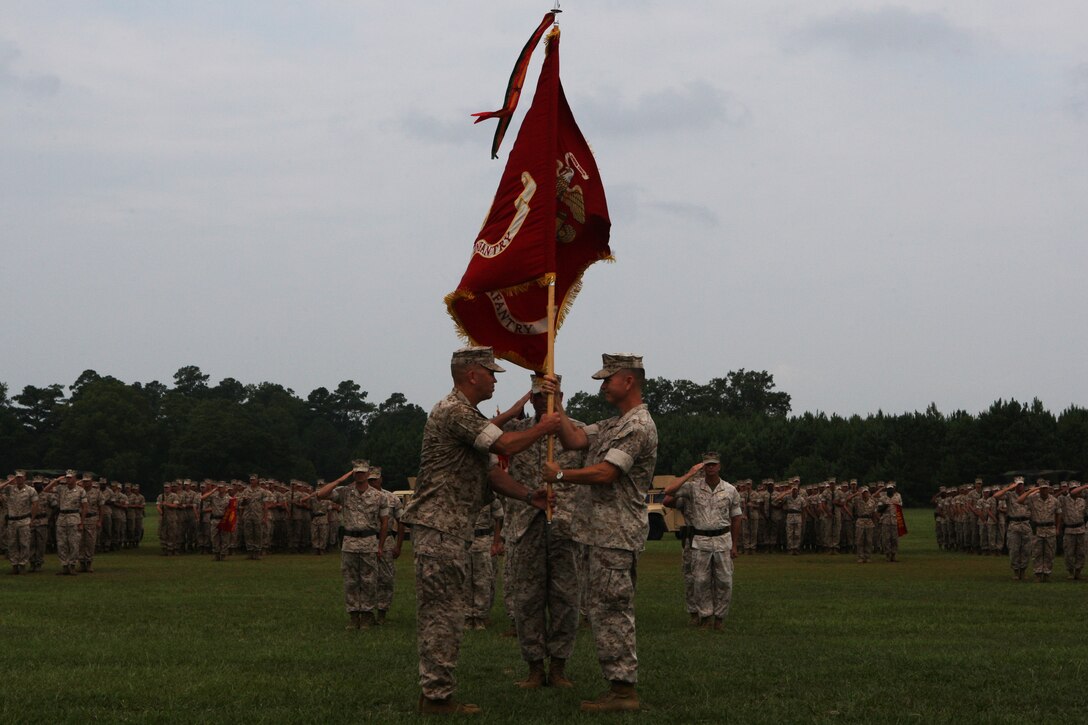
[679,477,905,563]
[934,476,1087,582]
[1,470,145,575]
[154,475,356,560]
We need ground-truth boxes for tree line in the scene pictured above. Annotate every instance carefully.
[1,366,1085,505]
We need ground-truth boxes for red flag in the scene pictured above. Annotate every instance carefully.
[471,12,556,159]
[218,497,238,533]
[895,504,908,537]
[446,27,611,371]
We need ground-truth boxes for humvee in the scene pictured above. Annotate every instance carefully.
[646,475,687,540]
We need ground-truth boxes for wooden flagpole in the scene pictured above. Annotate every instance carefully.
[545,279,556,524]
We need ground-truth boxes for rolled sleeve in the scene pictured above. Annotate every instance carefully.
[473,422,503,453]
[603,447,634,473]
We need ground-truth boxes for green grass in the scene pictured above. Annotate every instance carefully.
[1,510,1084,723]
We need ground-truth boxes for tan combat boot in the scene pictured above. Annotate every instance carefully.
[548,658,574,688]
[359,611,376,629]
[713,617,724,631]
[698,617,712,630]
[579,681,640,713]
[514,661,546,689]
[346,612,361,630]
[417,695,481,715]
[688,612,699,626]
[376,609,386,625]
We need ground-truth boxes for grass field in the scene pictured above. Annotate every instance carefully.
[1,509,1085,724]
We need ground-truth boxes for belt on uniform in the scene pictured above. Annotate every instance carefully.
[1033,521,1055,527]
[312,513,326,518]
[786,510,802,514]
[60,509,80,514]
[1007,517,1029,522]
[343,528,378,538]
[693,527,730,537]
[210,516,222,521]
[5,514,30,521]
[474,528,494,537]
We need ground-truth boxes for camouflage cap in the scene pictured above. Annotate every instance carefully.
[14,469,26,477]
[82,473,93,481]
[367,467,382,480]
[66,469,77,477]
[530,373,560,394]
[1013,476,1025,484]
[451,346,505,373]
[701,451,720,464]
[248,473,259,481]
[591,353,644,380]
[1037,479,1051,488]
[351,459,370,473]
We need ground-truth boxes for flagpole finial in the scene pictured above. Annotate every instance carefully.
[552,1,562,12]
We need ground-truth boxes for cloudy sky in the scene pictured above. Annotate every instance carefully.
[3,1,1086,416]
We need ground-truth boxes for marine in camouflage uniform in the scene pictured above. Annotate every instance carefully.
[80,476,104,571]
[746,480,770,554]
[1026,481,1060,581]
[53,472,87,575]
[310,490,329,554]
[848,488,877,562]
[1060,483,1087,579]
[239,475,271,559]
[776,483,805,554]
[664,489,697,622]
[876,484,902,562]
[502,376,585,688]
[542,354,658,713]
[201,482,232,561]
[372,468,405,621]
[465,499,503,629]
[291,482,312,553]
[400,347,558,715]
[665,453,742,629]
[996,478,1032,579]
[31,478,54,571]
[3,471,38,573]
[316,462,390,627]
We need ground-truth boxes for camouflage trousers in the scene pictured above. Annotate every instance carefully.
[576,542,591,617]
[311,519,328,552]
[817,517,832,549]
[1032,528,1057,575]
[1007,522,1032,571]
[464,542,494,620]
[842,516,855,549]
[162,513,180,553]
[209,521,230,557]
[502,540,516,624]
[691,542,733,619]
[785,514,802,551]
[112,513,126,549]
[126,513,139,545]
[745,515,762,552]
[57,521,81,566]
[682,539,695,613]
[31,524,50,567]
[341,549,379,614]
[585,545,639,684]
[413,526,470,700]
[378,549,395,611]
[1063,531,1086,574]
[289,516,307,551]
[509,516,579,663]
[6,521,31,566]
[831,514,842,550]
[880,522,899,557]
[197,515,210,549]
[855,522,875,561]
[101,512,113,550]
[80,520,100,563]
[980,522,997,552]
[242,518,263,552]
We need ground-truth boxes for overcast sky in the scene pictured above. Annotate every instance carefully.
[3,1,1086,417]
